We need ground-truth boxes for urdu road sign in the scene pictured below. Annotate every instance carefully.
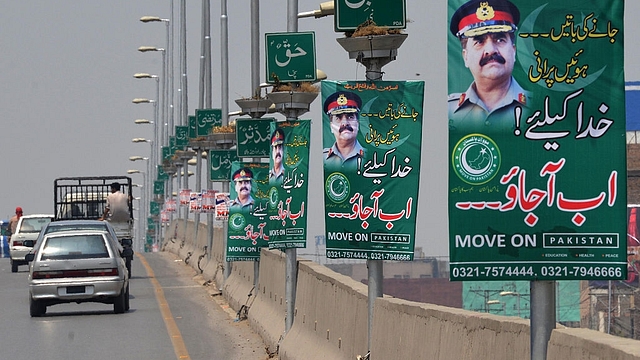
[335,0,406,32]
[265,32,316,84]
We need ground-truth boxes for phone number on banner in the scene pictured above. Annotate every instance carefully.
[450,263,626,281]
[326,250,413,261]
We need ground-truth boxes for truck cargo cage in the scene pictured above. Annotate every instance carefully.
[54,176,133,221]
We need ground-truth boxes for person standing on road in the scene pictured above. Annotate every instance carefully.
[8,206,23,241]
[99,182,130,223]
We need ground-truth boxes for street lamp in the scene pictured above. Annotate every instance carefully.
[173,170,194,178]
[139,15,171,145]
[134,72,161,170]
[486,299,505,314]
[500,291,525,318]
[137,45,168,149]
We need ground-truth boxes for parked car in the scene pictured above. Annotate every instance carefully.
[26,229,130,317]
[9,214,53,272]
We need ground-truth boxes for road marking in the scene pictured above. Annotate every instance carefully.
[137,253,191,360]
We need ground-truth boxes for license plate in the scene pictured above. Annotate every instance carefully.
[66,286,85,294]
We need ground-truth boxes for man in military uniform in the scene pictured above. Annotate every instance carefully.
[323,91,366,172]
[269,128,285,185]
[229,168,254,212]
[448,0,530,133]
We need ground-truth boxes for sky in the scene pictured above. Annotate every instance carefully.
[0,1,638,258]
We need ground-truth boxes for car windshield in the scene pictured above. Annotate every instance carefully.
[40,234,109,260]
[20,217,52,233]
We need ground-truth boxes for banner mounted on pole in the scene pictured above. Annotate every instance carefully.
[322,80,425,261]
[447,0,627,281]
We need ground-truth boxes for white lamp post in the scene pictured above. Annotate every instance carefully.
[132,98,158,183]
[139,16,171,148]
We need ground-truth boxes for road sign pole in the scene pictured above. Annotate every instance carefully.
[530,280,556,360]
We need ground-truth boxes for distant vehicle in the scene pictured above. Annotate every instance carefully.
[0,220,10,257]
[54,176,134,276]
[26,229,130,317]
[9,214,53,272]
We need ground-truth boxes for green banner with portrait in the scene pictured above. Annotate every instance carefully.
[447,0,626,281]
[267,120,310,249]
[226,161,270,261]
[322,80,424,261]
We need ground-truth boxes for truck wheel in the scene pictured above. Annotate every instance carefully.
[11,260,18,273]
[124,283,130,311]
[126,257,132,278]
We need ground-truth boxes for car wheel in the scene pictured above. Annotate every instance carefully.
[11,260,18,273]
[29,297,45,317]
[124,283,130,311]
[113,286,127,314]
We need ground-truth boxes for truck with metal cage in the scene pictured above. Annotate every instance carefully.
[53,176,134,274]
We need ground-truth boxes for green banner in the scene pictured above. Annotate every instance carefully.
[267,120,310,249]
[226,162,270,261]
[236,118,273,157]
[447,0,626,281]
[196,108,222,136]
[322,80,424,261]
[209,149,239,181]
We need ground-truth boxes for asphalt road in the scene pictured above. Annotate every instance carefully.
[0,251,272,360]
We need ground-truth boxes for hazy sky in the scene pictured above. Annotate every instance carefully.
[0,1,637,258]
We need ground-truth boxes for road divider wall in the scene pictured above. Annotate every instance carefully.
[163,219,640,360]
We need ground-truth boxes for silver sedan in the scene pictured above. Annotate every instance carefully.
[26,229,130,317]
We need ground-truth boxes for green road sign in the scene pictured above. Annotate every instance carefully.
[157,165,168,180]
[170,136,178,153]
[236,118,272,157]
[175,125,189,147]
[335,0,406,32]
[265,32,316,83]
[210,149,239,181]
[153,180,164,196]
[150,201,160,216]
[189,115,197,139]
[196,109,222,136]
[162,146,171,161]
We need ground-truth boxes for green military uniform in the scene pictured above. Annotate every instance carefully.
[448,77,530,133]
[323,141,365,172]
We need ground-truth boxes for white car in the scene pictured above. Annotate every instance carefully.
[26,229,130,316]
[9,214,53,273]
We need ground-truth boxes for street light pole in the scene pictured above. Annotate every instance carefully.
[134,73,163,164]
[137,20,170,149]
[132,99,158,183]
